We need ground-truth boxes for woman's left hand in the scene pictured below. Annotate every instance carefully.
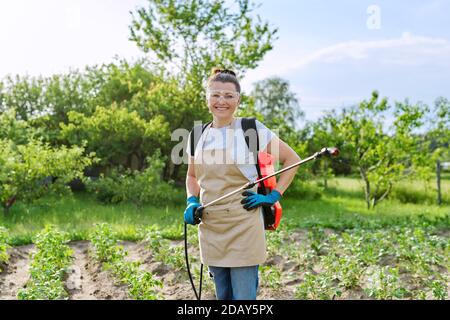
[240,190,282,210]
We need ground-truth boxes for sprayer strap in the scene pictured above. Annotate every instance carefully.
[189,121,212,157]
[241,118,266,194]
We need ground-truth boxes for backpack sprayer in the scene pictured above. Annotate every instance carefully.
[184,147,340,300]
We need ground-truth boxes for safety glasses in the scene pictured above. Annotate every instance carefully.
[206,90,240,102]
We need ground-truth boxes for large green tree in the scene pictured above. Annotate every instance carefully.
[129,0,278,83]
[321,91,428,208]
[251,76,304,129]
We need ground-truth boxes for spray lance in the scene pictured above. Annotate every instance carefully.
[184,147,340,300]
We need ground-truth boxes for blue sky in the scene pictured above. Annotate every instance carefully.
[1,0,449,124]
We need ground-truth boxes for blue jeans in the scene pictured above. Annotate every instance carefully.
[208,265,259,300]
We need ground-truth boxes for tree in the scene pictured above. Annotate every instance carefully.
[60,105,170,171]
[0,109,35,145]
[428,97,450,160]
[1,75,46,121]
[323,91,428,209]
[0,138,96,215]
[129,0,278,83]
[251,77,304,129]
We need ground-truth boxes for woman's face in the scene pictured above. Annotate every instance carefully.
[206,81,240,122]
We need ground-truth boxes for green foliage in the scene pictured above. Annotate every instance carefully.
[289,225,449,300]
[144,226,185,271]
[90,223,163,300]
[295,272,340,300]
[1,72,96,144]
[0,138,96,214]
[129,0,277,81]
[283,179,322,200]
[0,75,46,121]
[0,109,35,145]
[86,152,182,207]
[251,77,304,129]
[390,184,445,205]
[18,226,73,300]
[0,226,10,271]
[364,266,408,299]
[61,105,169,169]
[85,59,159,110]
[427,97,450,161]
[315,91,430,208]
[128,0,279,181]
[260,265,282,290]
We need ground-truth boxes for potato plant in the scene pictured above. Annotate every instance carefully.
[293,226,449,300]
[90,223,163,300]
[144,227,185,271]
[18,226,73,300]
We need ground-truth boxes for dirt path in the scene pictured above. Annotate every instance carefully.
[0,245,35,300]
[66,241,130,300]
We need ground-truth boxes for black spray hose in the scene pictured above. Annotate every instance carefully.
[184,222,203,300]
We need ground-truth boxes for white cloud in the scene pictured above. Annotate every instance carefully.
[286,32,450,72]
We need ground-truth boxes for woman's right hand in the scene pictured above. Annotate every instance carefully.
[184,196,201,225]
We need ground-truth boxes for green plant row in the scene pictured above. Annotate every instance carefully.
[0,226,10,272]
[296,227,448,300]
[263,224,448,300]
[18,226,73,300]
[144,226,187,271]
[90,223,163,300]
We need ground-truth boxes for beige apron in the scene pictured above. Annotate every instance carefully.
[194,119,267,267]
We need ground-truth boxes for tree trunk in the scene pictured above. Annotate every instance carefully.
[171,164,181,182]
[373,183,392,208]
[359,167,371,209]
[437,160,442,206]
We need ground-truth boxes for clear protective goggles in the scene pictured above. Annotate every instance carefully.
[206,90,240,101]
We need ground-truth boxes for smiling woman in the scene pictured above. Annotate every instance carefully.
[205,68,242,127]
[184,67,301,300]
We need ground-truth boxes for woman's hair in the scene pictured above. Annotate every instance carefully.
[207,67,241,93]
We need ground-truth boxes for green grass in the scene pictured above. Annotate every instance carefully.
[1,177,449,245]
[0,192,184,245]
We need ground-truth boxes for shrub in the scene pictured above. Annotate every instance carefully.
[283,179,322,200]
[0,138,97,214]
[86,151,183,207]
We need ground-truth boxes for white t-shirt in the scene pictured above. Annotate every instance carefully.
[186,118,276,181]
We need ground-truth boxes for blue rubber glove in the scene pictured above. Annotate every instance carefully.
[184,196,201,225]
[240,190,282,211]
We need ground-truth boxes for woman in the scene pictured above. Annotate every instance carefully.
[184,68,301,300]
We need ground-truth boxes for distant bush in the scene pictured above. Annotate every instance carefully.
[283,179,322,200]
[390,187,431,204]
[86,151,183,207]
[390,184,448,205]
